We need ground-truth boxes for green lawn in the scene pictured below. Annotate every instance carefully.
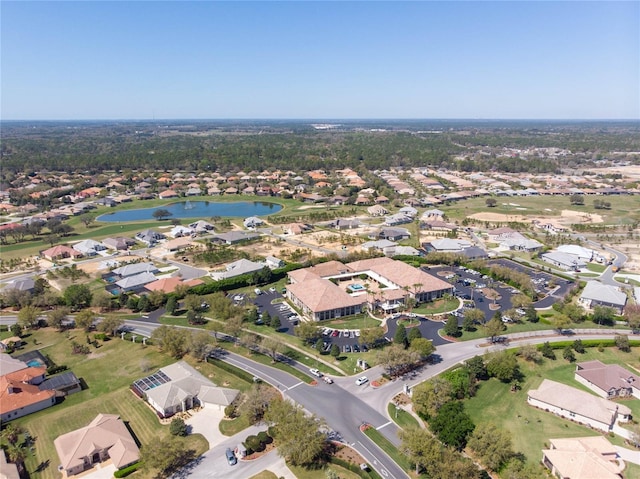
[387,403,420,430]
[363,427,413,473]
[414,297,460,315]
[320,314,382,330]
[288,464,362,479]
[585,263,607,273]
[249,472,279,479]
[464,346,640,472]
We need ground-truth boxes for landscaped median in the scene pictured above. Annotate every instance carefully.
[361,424,413,473]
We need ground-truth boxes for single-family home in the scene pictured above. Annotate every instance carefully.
[243,216,264,229]
[384,213,413,226]
[115,272,158,292]
[73,239,107,257]
[527,379,631,433]
[168,225,194,238]
[1,449,19,479]
[361,239,397,252]
[188,220,214,233]
[5,277,35,294]
[578,281,627,314]
[541,436,624,479]
[132,361,239,417]
[377,228,411,241]
[41,245,83,261]
[54,414,140,477]
[265,256,284,269]
[162,237,194,253]
[210,231,260,245]
[425,238,472,253]
[367,205,388,217]
[575,360,640,399]
[0,365,56,422]
[541,251,586,271]
[333,219,362,230]
[111,262,159,278]
[210,258,265,281]
[102,237,136,251]
[135,229,165,246]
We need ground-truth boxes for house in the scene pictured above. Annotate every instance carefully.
[168,225,194,238]
[162,237,194,252]
[361,239,397,252]
[54,414,140,477]
[210,258,265,281]
[5,277,35,294]
[541,436,624,479]
[282,223,312,235]
[188,220,215,233]
[158,189,179,199]
[557,244,595,261]
[367,205,388,217]
[144,277,185,294]
[575,360,640,399]
[578,281,627,314]
[115,272,158,292]
[384,213,413,226]
[387,245,421,257]
[243,216,264,229]
[527,379,631,433]
[0,366,56,422]
[541,251,586,271]
[111,262,159,277]
[210,231,260,245]
[135,229,165,246]
[0,449,19,479]
[38,371,82,396]
[333,218,362,230]
[500,236,543,252]
[378,228,411,241]
[41,245,83,261]
[103,237,136,251]
[132,361,239,417]
[73,239,107,257]
[425,239,472,253]
[265,256,284,269]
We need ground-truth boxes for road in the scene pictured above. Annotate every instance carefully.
[120,318,639,479]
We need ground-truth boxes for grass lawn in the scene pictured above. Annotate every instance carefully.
[585,263,607,273]
[363,427,413,473]
[321,314,382,330]
[414,297,460,315]
[10,327,213,479]
[387,403,420,430]
[249,471,279,479]
[288,464,362,479]
[464,346,640,471]
[219,415,251,436]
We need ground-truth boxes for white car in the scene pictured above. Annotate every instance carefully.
[355,376,369,386]
[309,368,323,378]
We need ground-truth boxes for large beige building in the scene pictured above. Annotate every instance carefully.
[286,257,453,321]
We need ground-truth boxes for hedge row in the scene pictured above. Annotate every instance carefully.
[113,462,139,478]
[206,356,254,383]
[330,457,381,479]
[536,339,640,350]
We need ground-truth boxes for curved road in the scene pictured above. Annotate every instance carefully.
[121,319,637,479]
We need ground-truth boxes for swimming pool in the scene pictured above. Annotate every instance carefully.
[348,283,365,292]
[27,359,45,368]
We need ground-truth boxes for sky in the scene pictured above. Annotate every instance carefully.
[1,1,638,120]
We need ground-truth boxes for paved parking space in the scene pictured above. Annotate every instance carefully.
[185,407,226,450]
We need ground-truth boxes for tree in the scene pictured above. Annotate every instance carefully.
[399,428,442,475]
[624,304,640,330]
[1,423,23,446]
[463,309,484,330]
[443,315,460,337]
[63,284,92,310]
[485,197,497,207]
[262,337,285,362]
[443,368,475,399]
[360,327,385,348]
[377,344,420,378]
[486,351,520,383]
[151,325,189,358]
[141,436,195,476]
[188,331,213,360]
[592,305,615,326]
[563,303,585,323]
[510,294,531,309]
[169,417,188,436]
[153,208,172,221]
[74,309,95,331]
[552,314,571,332]
[563,345,576,362]
[394,323,408,347]
[9,323,22,337]
[519,344,541,363]
[270,314,281,330]
[570,194,585,205]
[295,322,321,343]
[97,315,124,336]
[409,338,435,359]
[407,327,422,343]
[615,334,631,352]
[265,399,326,466]
[79,213,96,227]
[524,304,538,323]
[18,305,40,329]
[468,423,514,471]
[137,295,151,313]
[238,383,279,424]
[91,290,113,312]
[330,344,340,359]
[429,401,475,450]
[465,356,488,381]
[412,377,453,419]
[166,295,178,315]
[48,307,70,331]
[484,317,505,340]
[540,341,556,360]
[573,339,586,353]
[5,444,27,475]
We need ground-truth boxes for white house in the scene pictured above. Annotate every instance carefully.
[578,281,627,314]
[73,239,106,257]
[243,217,264,229]
[210,258,265,281]
[541,251,586,271]
[527,379,631,433]
[557,244,595,261]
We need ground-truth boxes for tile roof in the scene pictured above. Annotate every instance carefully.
[54,414,140,471]
[576,360,640,394]
[543,436,623,479]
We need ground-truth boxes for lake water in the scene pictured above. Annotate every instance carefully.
[97,201,282,222]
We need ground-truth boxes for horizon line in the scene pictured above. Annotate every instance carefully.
[2,117,639,122]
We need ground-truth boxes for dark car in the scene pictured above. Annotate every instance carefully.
[352,344,360,352]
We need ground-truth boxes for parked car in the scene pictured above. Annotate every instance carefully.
[269,287,277,293]
[323,376,334,384]
[352,344,360,352]
[355,376,369,386]
[331,330,339,337]
[309,368,323,378]
[344,344,351,353]
[226,448,237,466]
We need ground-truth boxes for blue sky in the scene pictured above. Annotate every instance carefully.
[2,1,638,120]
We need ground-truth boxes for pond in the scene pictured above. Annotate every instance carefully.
[97,200,282,222]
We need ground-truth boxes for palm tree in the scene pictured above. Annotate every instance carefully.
[1,423,23,445]
[6,443,27,475]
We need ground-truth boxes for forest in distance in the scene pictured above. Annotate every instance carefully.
[1,119,639,176]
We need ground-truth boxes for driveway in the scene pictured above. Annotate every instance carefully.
[185,407,226,450]
[77,463,117,479]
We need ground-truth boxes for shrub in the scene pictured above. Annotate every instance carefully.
[225,404,236,418]
[113,463,139,478]
[169,418,187,436]
[257,431,270,444]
